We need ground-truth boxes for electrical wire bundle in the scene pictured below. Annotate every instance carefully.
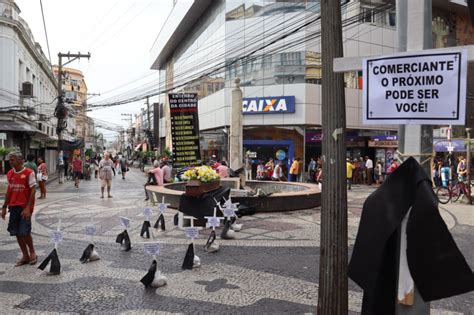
[88,1,394,111]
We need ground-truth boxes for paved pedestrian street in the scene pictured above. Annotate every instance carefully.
[0,169,472,314]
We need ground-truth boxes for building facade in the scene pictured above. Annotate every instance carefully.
[52,66,88,143]
[151,0,474,174]
[0,0,58,173]
[151,0,399,174]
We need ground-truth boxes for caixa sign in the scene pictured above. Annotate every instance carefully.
[242,96,295,114]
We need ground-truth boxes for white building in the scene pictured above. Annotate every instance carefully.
[0,0,58,172]
[151,0,400,174]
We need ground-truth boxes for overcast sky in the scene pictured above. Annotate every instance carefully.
[15,0,174,140]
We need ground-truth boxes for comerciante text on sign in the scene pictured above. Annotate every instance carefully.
[363,51,467,125]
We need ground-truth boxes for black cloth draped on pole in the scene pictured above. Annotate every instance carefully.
[349,157,473,315]
[59,139,84,151]
[178,187,230,219]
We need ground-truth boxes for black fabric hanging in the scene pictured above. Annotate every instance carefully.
[221,220,232,239]
[349,157,474,315]
[182,243,194,270]
[116,230,131,251]
[38,248,61,274]
[154,213,165,231]
[80,244,94,263]
[141,221,151,238]
[140,260,157,287]
[205,230,216,250]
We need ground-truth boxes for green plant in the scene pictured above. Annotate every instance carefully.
[145,151,155,159]
[163,147,172,158]
[0,147,9,158]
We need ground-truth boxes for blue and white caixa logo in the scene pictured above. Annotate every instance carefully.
[242,96,295,114]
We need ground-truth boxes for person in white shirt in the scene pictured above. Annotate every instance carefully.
[364,156,374,185]
[272,161,285,181]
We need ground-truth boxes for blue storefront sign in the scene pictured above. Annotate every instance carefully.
[434,139,466,152]
[242,96,295,114]
[371,135,398,141]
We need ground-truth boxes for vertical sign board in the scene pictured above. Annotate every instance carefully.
[363,50,467,125]
[168,93,201,168]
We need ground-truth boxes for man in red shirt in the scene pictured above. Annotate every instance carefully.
[1,151,37,266]
[72,155,83,189]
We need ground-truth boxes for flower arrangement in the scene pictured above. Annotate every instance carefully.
[182,166,220,183]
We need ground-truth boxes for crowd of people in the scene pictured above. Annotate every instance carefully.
[432,155,468,187]
[345,156,399,190]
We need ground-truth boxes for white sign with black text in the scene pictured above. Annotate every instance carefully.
[363,50,467,125]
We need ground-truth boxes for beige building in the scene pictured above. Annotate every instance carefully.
[52,66,88,142]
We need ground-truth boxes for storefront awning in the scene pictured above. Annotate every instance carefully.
[0,120,39,133]
[0,120,56,142]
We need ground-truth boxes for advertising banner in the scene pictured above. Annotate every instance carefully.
[168,93,201,168]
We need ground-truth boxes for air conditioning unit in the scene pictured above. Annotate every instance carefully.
[21,82,33,97]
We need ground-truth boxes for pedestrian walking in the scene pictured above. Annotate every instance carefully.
[92,156,99,179]
[37,157,48,199]
[245,155,253,180]
[347,158,355,190]
[265,158,275,179]
[297,158,303,182]
[72,155,83,188]
[375,160,384,185]
[24,154,37,176]
[289,158,300,182]
[457,156,467,182]
[256,162,266,180]
[272,161,285,181]
[99,153,114,198]
[308,157,316,182]
[1,151,38,266]
[364,156,373,185]
[386,159,399,177]
[119,155,128,180]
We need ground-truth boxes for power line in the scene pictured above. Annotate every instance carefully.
[39,0,52,67]
[91,2,362,105]
[89,3,392,110]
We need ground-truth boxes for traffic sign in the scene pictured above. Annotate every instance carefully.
[363,50,467,125]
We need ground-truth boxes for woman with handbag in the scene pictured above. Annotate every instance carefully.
[37,157,48,199]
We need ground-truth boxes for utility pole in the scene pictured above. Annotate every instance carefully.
[55,52,90,184]
[153,103,160,152]
[146,96,151,151]
[318,1,348,314]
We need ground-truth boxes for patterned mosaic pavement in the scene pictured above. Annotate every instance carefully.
[0,169,472,314]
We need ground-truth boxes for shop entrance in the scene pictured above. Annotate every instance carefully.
[243,140,294,178]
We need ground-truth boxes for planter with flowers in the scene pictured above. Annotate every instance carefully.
[182,166,221,196]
